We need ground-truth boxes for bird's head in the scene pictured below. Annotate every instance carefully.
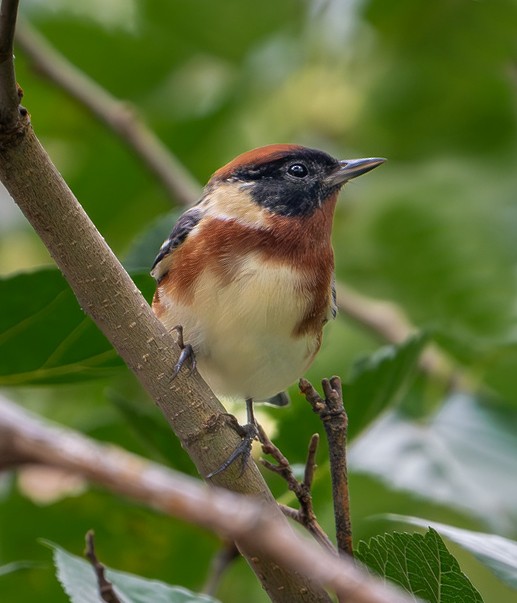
[207,144,385,218]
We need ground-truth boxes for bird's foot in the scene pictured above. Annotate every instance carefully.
[206,416,259,479]
[170,325,196,379]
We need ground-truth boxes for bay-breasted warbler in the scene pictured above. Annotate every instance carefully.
[151,144,385,475]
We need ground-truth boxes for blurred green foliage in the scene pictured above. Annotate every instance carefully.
[2,0,517,601]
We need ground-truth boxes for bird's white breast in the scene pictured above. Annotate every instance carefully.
[159,252,321,400]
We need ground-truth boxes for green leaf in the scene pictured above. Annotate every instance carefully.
[355,528,483,603]
[44,540,220,603]
[0,269,154,386]
[344,333,427,439]
[0,269,120,385]
[349,392,517,528]
[388,516,517,591]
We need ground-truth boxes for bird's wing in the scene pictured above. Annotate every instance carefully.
[264,391,290,406]
[150,206,203,281]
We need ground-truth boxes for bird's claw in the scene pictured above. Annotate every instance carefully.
[170,325,196,379]
[206,421,259,479]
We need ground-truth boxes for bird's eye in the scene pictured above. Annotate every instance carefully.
[287,163,308,178]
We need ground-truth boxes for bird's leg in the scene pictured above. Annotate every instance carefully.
[206,398,259,479]
[245,396,257,428]
[170,325,196,379]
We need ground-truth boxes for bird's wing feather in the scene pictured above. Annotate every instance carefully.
[330,272,337,320]
[150,207,203,281]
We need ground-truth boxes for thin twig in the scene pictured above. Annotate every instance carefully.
[85,531,122,603]
[0,397,418,603]
[15,20,201,206]
[258,425,337,555]
[300,377,352,557]
[278,503,301,522]
[304,433,319,492]
[0,0,21,127]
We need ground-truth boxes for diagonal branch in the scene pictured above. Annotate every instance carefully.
[0,396,417,603]
[15,20,200,206]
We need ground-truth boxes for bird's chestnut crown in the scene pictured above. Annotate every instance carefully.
[209,144,385,218]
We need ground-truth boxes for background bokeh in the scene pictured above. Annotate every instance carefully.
[1,0,517,601]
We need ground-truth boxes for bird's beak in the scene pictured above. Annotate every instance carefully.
[326,157,386,186]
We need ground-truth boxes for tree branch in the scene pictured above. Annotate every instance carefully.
[15,20,200,206]
[0,396,417,603]
[300,377,352,557]
[0,0,21,128]
[85,531,122,603]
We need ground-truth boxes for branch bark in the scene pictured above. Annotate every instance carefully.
[0,0,20,127]
[0,396,417,603]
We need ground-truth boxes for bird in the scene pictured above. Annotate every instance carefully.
[151,144,385,477]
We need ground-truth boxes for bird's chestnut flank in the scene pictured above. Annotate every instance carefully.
[151,144,385,476]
